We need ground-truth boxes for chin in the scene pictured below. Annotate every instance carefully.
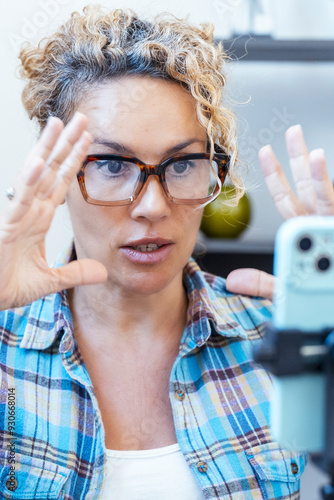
[115,266,182,296]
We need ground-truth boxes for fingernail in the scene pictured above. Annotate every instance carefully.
[73,111,85,122]
[47,116,57,125]
[310,148,325,159]
[258,144,272,157]
[286,124,302,135]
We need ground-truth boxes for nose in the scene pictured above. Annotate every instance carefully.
[130,175,172,222]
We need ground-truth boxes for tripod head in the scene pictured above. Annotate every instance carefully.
[254,324,334,499]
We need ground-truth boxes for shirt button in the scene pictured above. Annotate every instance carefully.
[291,462,299,475]
[197,461,208,473]
[6,478,18,490]
[175,390,185,401]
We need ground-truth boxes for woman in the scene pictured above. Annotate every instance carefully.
[0,5,332,499]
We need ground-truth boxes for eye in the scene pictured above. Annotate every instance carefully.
[170,160,195,175]
[98,160,124,175]
[86,158,140,184]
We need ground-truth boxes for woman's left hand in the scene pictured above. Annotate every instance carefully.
[226,124,334,300]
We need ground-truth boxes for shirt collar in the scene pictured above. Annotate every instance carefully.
[181,258,248,353]
[20,242,247,351]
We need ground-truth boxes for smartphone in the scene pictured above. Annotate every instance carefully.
[271,216,334,453]
[273,216,334,331]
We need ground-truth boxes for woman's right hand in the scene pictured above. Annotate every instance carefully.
[0,112,108,311]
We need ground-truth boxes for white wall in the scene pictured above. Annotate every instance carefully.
[227,61,334,243]
[0,0,333,264]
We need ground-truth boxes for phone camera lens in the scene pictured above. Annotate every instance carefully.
[298,236,312,251]
[317,256,331,271]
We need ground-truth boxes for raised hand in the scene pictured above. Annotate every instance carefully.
[226,124,334,299]
[0,112,108,311]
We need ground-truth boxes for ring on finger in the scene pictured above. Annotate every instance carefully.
[6,187,16,201]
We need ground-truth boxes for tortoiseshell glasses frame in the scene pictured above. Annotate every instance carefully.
[77,152,230,206]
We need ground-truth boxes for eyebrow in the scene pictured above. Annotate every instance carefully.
[91,138,207,157]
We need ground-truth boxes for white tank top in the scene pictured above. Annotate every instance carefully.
[100,442,204,499]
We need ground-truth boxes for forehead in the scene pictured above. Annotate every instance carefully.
[76,76,207,145]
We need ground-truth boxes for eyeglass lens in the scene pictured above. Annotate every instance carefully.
[83,158,220,202]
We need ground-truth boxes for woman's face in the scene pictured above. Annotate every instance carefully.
[66,76,208,296]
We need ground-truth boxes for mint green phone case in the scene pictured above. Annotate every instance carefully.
[274,216,334,331]
[271,216,334,452]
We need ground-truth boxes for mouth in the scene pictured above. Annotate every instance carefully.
[120,238,174,264]
[131,244,162,252]
[123,237,173,250]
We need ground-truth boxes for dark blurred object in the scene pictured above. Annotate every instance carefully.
[193,238,273,278]
[219,35,334,61]
[254,324,334,500]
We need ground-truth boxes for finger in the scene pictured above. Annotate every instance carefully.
[2,157,45,225]
[309,148,334,215]
[37,112,88,197]
[285,124,316,213]
[258,144,307,219]
[51,130,92,206]
[226,268,275,300]
[50,259,108,292]
[24,117,64,167]
[45,112,88,170]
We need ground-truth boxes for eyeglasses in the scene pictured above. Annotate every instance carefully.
[77,152,230,206]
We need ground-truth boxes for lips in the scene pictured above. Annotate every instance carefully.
[120,237,174,264]
[123,237,173,248]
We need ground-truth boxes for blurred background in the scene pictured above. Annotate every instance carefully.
[0,0,333,497]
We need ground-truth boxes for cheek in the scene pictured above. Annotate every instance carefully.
[186,206,204,224]
[75,209,123,239]
[66,189,122,243]
[178,206,203,235]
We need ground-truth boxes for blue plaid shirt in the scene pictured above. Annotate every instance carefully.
[0,243,306,499]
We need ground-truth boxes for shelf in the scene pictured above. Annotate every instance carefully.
[194,236,274,255]
[193,237,274,277]
[217,35,334,62]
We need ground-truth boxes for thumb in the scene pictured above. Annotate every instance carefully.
[226,268,275,300]
[51,259,108,292]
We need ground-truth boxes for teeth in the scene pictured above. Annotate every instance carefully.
[133,244,160,252]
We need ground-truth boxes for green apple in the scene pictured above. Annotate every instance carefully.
[200,186,252,238]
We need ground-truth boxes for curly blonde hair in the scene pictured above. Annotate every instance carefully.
[19,4,244,200]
